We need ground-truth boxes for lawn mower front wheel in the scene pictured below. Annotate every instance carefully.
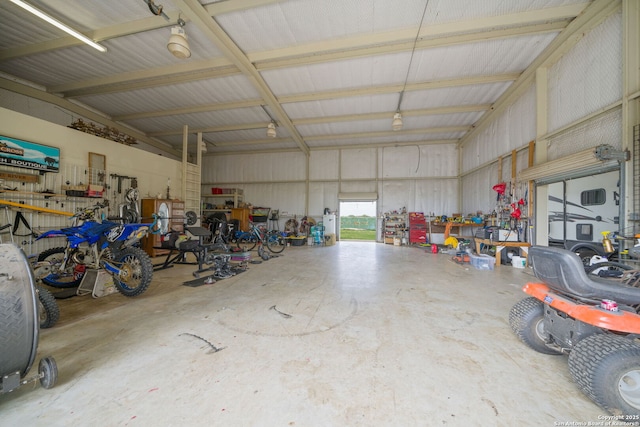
[509,297,562,355]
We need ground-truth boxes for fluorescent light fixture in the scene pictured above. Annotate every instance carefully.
[9,0,106,52]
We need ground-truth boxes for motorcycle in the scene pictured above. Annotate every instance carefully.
[34,201,157,297]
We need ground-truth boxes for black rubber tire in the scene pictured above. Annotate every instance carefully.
[237,234,257,251]
[509,297,562,355]
[576,248,599,267]
[37,247,83,288]
[585,261,632,278]
[568,334,640,416]
[38,356,57,389]
[37,286,60,329]
[266,232,286,253]
[111,247,153,297]
[0,244,39,379]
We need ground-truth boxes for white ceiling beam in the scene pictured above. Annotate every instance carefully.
[145,104,490,137]
[279,74,518,104]
[291,105,491,126]
[47,11,570,98]
[114,74,507,122]
[304,126,470,142]
[250,4,585,65]
[254,21,569,71]
[114,99,263,122]
[51,60,236,95]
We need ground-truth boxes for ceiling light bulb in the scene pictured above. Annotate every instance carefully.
[167,26,191,59]
[392,112,403,131]
[267,122,277,138]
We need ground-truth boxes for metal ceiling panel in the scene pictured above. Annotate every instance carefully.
[75,75,261,115]
[422,0,589,24]
[261,51,412,96]
[34,0,163,28]
[0,0,595,155]
[405,34,559,82]
[217,0,429,53]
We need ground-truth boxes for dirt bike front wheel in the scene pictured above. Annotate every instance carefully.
[38,247,84,288]
[111,247,153,297]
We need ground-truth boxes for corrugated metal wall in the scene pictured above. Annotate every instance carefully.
[460,85,536,215]
[461,10,623,216]
[201,143,459,226]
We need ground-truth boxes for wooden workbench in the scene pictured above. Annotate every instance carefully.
[474,238,531,267]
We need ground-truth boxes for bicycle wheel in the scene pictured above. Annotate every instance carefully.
[266,232,286,253]
[237,233,257,251]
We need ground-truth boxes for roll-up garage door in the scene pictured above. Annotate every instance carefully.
[518,147,618,185]
[338,192,378,201]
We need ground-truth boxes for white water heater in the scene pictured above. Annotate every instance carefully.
[323,214,336,235]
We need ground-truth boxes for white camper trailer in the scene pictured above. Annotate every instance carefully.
[547,170,620,262]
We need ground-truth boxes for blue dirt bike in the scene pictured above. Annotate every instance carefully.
[35,202,157,297]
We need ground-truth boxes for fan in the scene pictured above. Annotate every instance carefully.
[143,0,169,20]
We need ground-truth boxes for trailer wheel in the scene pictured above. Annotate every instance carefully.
[509,297,562,355]
[38,357,57,389]
[568,334,640,416]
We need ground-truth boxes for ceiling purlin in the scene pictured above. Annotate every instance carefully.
[114,74,514,123]
[51,60,237,96]
[46,9,574,99]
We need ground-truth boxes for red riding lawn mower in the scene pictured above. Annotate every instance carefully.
[509,246,640,416]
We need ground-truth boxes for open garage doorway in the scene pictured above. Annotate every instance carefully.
[339,201,377,241]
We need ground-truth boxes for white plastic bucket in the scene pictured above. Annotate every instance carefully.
[512,256,526,269]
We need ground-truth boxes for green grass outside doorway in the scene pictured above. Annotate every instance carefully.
[340,229,376,241]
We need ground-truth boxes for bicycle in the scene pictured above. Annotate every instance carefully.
[236,222,286,253]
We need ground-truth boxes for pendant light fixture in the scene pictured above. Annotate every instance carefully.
[266,121,277,138]
[167,18,191,59]
[392,112,403,131]
[392,0,429,131]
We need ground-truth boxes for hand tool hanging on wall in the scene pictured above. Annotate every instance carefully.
[109,174,137,194]
[12,211,38,238]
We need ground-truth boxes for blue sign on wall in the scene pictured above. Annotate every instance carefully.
[0,135,60,172]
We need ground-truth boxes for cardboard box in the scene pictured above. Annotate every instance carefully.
[325,233,336,246]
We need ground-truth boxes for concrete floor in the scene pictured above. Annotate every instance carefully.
[2,242,603,426]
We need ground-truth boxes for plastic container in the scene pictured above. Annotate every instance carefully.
[511,256,526,269]
[469,253,496,271]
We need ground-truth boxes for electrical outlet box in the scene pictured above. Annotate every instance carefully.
[498,229,518,241]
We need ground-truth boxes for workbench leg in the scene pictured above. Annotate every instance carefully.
[521,247,529,266]
[495,246,503,267]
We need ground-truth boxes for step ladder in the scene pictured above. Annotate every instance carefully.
[77,269,117,298]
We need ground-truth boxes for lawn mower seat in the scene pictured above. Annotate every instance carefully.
[529,246,640,306]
